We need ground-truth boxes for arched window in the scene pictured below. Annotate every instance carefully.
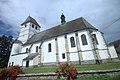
[32,24,34,28]
[26,48,29,52]
[81,34,88,45]
[36,46,38,52]
[35,26,37,30]
[48,43,52,52]
[92,34,98,44]
[70,37,76,47]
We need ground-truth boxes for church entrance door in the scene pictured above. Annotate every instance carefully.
[26,61,29,67]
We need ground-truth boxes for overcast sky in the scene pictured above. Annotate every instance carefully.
[0,0,120,43]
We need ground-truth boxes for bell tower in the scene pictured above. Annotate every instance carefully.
[18,16,41,43]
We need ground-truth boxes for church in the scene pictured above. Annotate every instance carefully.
[8,14,118,67]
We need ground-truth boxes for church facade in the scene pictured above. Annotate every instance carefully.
[8,15,118,67]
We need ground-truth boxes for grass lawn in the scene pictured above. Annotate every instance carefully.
[23,62,120,74]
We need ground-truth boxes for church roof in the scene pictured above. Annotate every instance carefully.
[23,53,38,61]
[21,16,40,27]
[24,17,97,45]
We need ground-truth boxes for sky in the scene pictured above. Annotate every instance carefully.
[0,0,120,43]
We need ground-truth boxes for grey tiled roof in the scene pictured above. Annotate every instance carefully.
[14,40,23,44]
[23,53,38,61]
[24,17,97,45]
[21,16,40,27]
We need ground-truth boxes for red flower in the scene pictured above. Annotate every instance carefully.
[55,63,77,79]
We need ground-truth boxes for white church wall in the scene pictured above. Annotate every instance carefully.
[57,35,67,62]
[99,50,109,59]
[67,33,79,61]
[21,45,31,53]
[11,43,22,55]
[33,56,39,66]
[82,51,95,60]
[29,60,33,66]
[31,42,40,53]
[67,33,77,52]
[78,31,93,51]
[108,45,118,58]
[9,54,27,66]
[42,38,56,63]
[70,53,79,61]
[92,31,106,49]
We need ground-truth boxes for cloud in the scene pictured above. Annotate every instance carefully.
[0,0,120,42]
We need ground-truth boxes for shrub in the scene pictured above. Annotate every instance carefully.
[55,63,77,80]
[0,65,24,80]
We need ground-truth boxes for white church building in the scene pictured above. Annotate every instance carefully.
[8,14,118,67]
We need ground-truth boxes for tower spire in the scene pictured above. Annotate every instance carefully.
[60,11,66,24]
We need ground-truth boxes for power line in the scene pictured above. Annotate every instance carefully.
[101,17,120,30]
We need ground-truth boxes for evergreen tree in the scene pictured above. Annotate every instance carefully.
[0,35,13,68]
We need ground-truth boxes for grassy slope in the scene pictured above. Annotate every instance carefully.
[23,62,120,74]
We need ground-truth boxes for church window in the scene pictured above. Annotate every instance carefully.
[32,24,34,28]
[70,37,76,47]
[81,34,88,45]
[35,26,37,30]
[12,62,14,66]
[92,34,98,44]
[36,46,38,52]
[62,53,65,59]
[48,43,52,52]
[26,48,29,52]
[25,24,26,27]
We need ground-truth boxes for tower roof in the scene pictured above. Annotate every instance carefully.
[24,17,98,45]
[21,16,40,27]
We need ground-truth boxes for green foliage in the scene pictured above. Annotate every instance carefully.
[0,65,24,80]
[0,35,13,68]
[55,63,77,80]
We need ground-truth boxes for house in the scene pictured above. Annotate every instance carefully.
[8,14,119,67]
[108,40,120,59]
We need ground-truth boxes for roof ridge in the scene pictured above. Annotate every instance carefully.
[24,17,98,45]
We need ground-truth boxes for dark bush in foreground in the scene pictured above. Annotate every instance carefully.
[0,65,24,80]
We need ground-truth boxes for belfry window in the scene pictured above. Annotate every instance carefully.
[32,24,34,28]
[48,43,52,52]
[35,26,37,30]
[70,37,76,47]
[62,53,65,59]
[81,34,88,45]
[36,46,38,52]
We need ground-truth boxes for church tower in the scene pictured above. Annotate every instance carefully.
[18,16,41,43]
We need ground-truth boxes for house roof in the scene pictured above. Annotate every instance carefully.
[24,17,98,45]
[23,53,38,61]
[21,16,40,27]
[108,39,120,46]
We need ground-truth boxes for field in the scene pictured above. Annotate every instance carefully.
[23,62,120,73]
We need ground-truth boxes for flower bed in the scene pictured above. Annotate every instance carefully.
[0,66,24,80]
[55,63,77,80]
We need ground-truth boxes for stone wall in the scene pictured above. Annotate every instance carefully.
[16,69,120,80]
